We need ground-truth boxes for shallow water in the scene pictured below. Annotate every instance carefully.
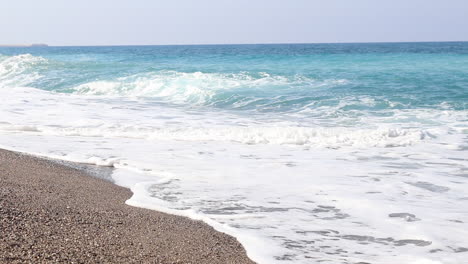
[1,43,468,263]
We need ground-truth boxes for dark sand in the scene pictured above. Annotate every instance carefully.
[0,149,255,263]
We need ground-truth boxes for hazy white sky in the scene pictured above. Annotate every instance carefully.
[1,0,467,46]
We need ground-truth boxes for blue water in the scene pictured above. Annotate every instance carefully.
[1,42,468,264]
[1,42,468,111]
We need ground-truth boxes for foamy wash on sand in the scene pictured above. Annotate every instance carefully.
[1,43,467,263]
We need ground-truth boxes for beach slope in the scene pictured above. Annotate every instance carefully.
[0,149,254,263]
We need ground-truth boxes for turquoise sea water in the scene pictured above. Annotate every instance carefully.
[2,42,467,111]
[1,42,467,263]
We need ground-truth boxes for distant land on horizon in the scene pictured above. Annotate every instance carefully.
[0,44,48,47]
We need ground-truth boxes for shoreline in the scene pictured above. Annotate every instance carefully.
[0,149,254,263]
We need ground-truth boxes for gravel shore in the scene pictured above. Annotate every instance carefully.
[0,149,255,264]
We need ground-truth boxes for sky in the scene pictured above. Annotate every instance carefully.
[1,0,467,46]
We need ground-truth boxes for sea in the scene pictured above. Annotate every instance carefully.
[1,42,467,264]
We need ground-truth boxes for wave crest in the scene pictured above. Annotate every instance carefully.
[0,54,47,87]
[71,71,348,106]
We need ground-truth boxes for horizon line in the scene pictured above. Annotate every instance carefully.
[1,40,468,48]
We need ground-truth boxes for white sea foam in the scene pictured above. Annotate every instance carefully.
[0,54,46,87]
[0,122,434,148]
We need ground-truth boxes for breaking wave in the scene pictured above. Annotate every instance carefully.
[0,54,47,88]
[71,71,348,106]
[0,54,350,109]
